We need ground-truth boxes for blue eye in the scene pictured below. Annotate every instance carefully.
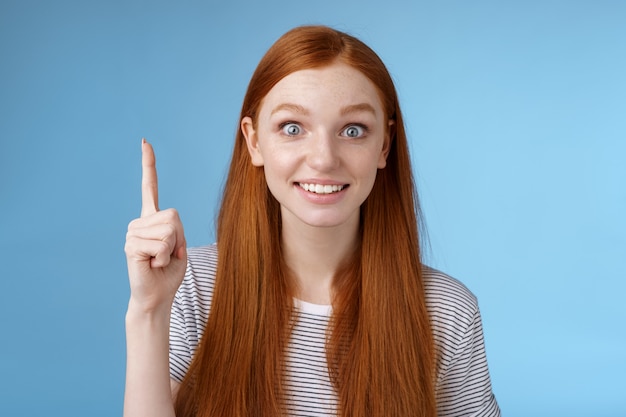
[281,122,301,136]
[342,124,366,138]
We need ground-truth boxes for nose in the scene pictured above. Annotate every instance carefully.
[306,130,340,172]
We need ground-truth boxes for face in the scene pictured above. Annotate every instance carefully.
[241,62,392,232]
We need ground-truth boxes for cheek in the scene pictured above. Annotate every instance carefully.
[260,147,290,171]
[260,151,294,187]
[358,152,385,190]
[357,147,386,174]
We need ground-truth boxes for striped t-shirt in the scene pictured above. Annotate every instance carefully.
[169,245,501,416]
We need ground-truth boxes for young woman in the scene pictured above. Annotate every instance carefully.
[124,25,501,417]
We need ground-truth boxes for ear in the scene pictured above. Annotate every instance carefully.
[378,119,394,169]
[241,116,264,167]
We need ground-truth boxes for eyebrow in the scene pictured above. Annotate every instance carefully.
[271,103,309,116]
[270,102,377,117]
[340,103,377,117]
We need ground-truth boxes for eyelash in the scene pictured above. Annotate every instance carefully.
[341,123,369,138]
[279,121,302,136]
[278,122,370,138]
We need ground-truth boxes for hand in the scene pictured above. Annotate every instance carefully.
[124,139,187,314]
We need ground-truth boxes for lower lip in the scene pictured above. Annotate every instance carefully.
[295,184,348,204]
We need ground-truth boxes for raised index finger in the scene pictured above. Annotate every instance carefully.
[141,138,159,217]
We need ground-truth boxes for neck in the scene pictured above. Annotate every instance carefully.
[281,215,359,305]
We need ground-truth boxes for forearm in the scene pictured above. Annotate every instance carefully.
[124,302,176,417]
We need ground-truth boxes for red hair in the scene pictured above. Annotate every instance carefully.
[175,25,436,417]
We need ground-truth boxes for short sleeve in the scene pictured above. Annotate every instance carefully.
[168,245,217,383]
[436,305,501,417]
[423,266,501,417]
[169,288,194,382]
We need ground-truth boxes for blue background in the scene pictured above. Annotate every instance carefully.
[1,1,624,416]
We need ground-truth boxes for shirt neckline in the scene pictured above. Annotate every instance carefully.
[294,298,332,317]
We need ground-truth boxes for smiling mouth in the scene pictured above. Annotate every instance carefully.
[298,182,347,194]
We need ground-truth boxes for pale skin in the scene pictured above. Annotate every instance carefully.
[123,62,391,415]
[124,139,183,417]
[242,62,391,303]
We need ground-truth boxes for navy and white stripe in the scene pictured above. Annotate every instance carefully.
[169,244,500,416]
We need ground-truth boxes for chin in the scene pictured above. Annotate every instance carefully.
[301,214,357,230]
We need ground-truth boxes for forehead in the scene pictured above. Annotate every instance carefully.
[259,62,385,116]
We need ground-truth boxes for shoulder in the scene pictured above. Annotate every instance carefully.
[174,244,218,312]
[184,244,219,285]
[422,265,478,327]
[187,243,219,269]
[422,266,482,362]
[422,265,485,374]
[169,244,219,382]
[422,267,501,416]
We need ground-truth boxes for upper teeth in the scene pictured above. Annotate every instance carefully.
[299,183,344,194]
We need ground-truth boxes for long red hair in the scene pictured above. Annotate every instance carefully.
[175,25,436,417]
